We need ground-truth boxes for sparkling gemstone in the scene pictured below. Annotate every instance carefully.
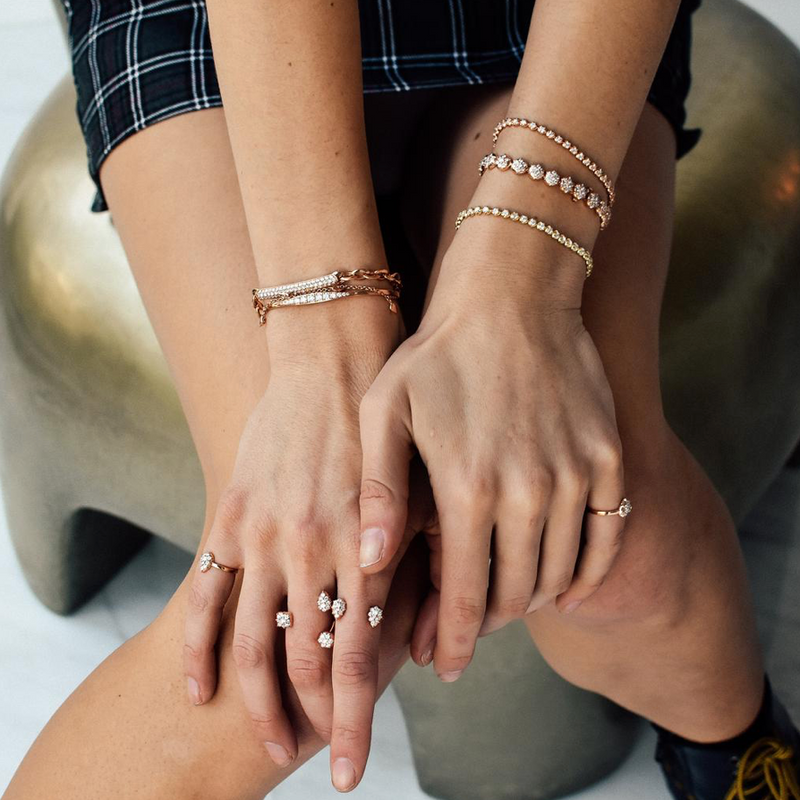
[570,146,578,154]
[537,125,546,133]
[576,152,584,160]
[546,130,555,138]
[500,209,510,218]
[587,193,600,209]
[317,591,332,613]
[276,612,292,629]
[481,206,490,213]
[559,176,574,194]
[519,118,527,125]
[332,598,347,619]
[528,163,545,180]
[619,498,633,517]
[368,606,384,628]
[491,207,500,215]
[519,215,528,223]
[496,154,512,170]
[573,184,588,200]
[545,225,553,234]
[509,212,519,220]
[199,552,213,573]
[527,219,536,226]
[511,158,528,174]
[554,135,563,143]
[318,631,334,648]
[537,221,546,230]
[544,170,560,186]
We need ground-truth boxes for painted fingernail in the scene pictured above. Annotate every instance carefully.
[265,741,293,767]
[359,528,385,567]
[562,600,582,614]
[420,640,436,666]
[187,677,202,705]
[439,669,463,683]
[332,757,357,791]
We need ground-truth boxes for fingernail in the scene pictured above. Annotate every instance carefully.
[187,677,202,705]
[332,757,357,791]
[265,741,293,767]
[562,600,582,614]
[359,528,385,567]
[420,641,435,666]
[439,669,463,683]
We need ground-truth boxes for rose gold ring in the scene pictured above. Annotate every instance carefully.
[199,551,239,574]
[586,498,632,518]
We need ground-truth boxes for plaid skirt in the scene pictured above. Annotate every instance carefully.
[59,0,704,214]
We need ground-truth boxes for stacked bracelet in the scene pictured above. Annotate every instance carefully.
[479,152,611,230]
[454,205,593,278]
[492,117,615,211]
[252,268,402,326]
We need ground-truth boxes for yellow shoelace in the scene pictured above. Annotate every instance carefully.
[724,738,800,799]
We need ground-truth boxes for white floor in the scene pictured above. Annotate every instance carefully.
[1,1,799,798]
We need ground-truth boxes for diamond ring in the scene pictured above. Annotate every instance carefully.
[198,551,239,574]
[586,497,632,518]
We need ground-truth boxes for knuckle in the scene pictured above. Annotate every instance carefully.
[529,466,555,499]
[593,435,624,474]
[556,461,590,498]
[287,656,329,691]
[214,486,249,531]
[448,595,486,626]
[334,647,376,687]
[231,633,269,670]
[183,641,210,661]
[359,388,389,423]
[187,584,210,614]
[449,471,495,513]
[495,594,533,618]
[539,571,575,598]
[332,724,363,745]
[441,652,473,672]
[360,477,395,506]
[248,710,282,732]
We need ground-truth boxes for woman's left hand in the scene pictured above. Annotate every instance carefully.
[355,228,629,681]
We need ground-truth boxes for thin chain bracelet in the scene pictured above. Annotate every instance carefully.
[479,152,611,229]
[492,117,615,211]
[454,205,593,278]
[252,267,402,326]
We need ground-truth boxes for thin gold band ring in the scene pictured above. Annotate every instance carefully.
[199,551,239,574]
[586,498,632,518]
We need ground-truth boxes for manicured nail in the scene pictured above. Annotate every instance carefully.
[420,641,435,666]
[359,528,385,567]
[562,600,582,614]
[439,669,463,683]
[187,677,202,705]
[332,757,357,791]
[265,741,293,767]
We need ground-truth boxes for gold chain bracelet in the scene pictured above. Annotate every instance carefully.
[492,117,615,211]
[252,268,402,326]
[454,205,594,278]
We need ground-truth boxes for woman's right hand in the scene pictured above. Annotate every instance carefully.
[181,306,416,789]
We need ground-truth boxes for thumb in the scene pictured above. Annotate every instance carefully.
[358,395,412,573]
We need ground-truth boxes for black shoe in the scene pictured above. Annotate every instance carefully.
[653,678,800,799]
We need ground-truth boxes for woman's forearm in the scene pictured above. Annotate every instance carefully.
[204,0,386,286]
[459,0,683,294]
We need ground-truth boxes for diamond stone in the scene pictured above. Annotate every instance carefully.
[573,184,588,200]
[544,170,560,186]
[619,498,633,517]
[511,158,528,175]
[587,193,600,209]
[276,612,292,629]
[559,176,574,194]
[318,631,334,648]
[199,552,213,573]
[332,598,347,619]
[368,606,384,628]
[317,591,332,613]
[528,163,545,180]
[496,154,512,170]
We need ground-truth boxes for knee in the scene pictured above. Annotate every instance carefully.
[561,429,731,629]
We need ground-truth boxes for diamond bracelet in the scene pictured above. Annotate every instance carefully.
[479,152,611,230]
[492,117,615,212]
[454,205,594,279]
[252,267,402,326]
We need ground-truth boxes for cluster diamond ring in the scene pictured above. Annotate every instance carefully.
[586,498,632,518]
[199,551,239,574]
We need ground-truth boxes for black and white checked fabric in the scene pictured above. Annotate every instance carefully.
[59,0,703,214]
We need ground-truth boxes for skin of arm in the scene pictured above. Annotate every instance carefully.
[187,0,421,791]
[358,0,684,678]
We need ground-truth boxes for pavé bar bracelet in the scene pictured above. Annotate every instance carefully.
[252,268,402,326]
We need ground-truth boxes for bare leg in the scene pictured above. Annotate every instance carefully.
[399,83,765,743]
[4,92,434,800]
